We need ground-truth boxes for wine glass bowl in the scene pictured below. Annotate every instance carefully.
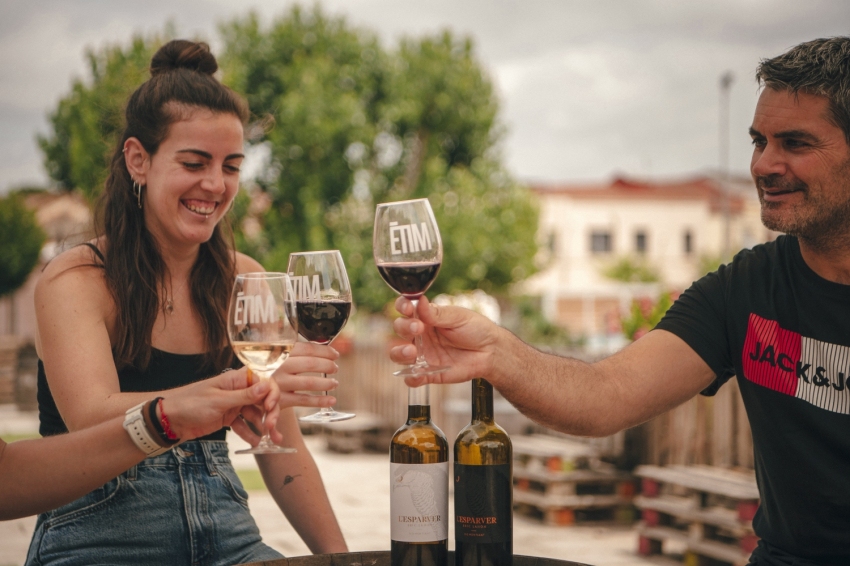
[373,198,450,376]
[228,272,298,454]
[287,250,355,423]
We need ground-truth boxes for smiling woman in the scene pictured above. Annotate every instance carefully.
[27,39,347,566]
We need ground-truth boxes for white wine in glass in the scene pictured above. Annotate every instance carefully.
[228,272,298,454]
[373,198,450,377]
[288,250,355,423]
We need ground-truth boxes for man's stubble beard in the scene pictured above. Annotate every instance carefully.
[758,157,850,254]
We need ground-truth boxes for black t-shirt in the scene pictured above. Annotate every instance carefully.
[656,235,850,563]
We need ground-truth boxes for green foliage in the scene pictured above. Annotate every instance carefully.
[222,6,539,312]
[698,254,724,277]
[37,7,540,313]
[509,295,580,348]
[0,193,46,297]
[38,31,169,200]
[219,7,385,256]
[602,256,659,283]
[620,292,674,341]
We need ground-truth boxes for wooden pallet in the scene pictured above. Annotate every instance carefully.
[512,433,602,473]
[511,434,636,525]
[634,465,759,566]
[313,412,393,453]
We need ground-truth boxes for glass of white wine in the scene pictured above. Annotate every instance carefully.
[228,272,298,454]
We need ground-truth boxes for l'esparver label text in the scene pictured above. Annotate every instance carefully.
[390,462,449,542]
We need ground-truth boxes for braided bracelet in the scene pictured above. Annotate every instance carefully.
[147,397,179,446]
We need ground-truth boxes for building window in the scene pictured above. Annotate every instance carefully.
[684,230,693,255]
[590,230,612,254]
[547,231,557,255]
[635,230,647,254]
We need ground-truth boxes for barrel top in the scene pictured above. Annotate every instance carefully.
[239,551,591,566]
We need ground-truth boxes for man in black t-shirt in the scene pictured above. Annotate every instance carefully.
[389,37,850,565]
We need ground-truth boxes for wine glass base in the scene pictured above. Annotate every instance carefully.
[299,410,356,423]
[393,364,451,377]
[235,445,297,454]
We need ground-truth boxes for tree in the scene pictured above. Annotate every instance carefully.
[0,193,46,297]
[219,7,385,260]
[38,32,167,201]
[37,8,540,313]
[602,256,660,283]
[222,7,539,312]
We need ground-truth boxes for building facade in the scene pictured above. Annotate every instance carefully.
[523,175,775,348]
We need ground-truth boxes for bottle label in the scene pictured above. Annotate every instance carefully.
[454,463,512,544]
[390,462,449,542]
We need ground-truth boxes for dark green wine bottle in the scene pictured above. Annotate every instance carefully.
[454,378,512,566]
[391,385,449,566]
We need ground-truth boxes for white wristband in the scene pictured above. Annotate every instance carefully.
[123,401,170,457]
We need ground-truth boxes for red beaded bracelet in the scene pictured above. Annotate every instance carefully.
[146,397,177,447]
[158,398,179,441]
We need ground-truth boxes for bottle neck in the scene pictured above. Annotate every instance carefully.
[407,384,431,422]
[471,378,494,423]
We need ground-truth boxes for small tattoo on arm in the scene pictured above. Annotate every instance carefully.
[281,474,301,489]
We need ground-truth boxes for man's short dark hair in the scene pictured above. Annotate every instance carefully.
[756,37,850,145]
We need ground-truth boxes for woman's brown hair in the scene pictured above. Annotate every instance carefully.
[96,39,250,373]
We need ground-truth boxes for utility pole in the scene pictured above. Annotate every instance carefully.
[719,71,734,261]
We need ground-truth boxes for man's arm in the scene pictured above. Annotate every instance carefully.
[391,296,717,436]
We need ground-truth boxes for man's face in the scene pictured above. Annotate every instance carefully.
[749,87,850,247]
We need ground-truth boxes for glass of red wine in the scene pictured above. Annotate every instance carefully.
[373,198,450,377]
[287,250,355,423]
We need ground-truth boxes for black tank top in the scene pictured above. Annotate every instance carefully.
[37,243,228,440]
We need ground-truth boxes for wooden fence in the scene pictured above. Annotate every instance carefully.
[642,378,753,469]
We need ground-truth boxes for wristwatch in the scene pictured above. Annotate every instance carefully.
[123,401,170,457]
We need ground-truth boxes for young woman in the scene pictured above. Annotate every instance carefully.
[27,40,347,565]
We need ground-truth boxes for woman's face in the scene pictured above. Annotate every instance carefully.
[139,108,244,249]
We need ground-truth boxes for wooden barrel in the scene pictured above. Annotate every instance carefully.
[240,551,590,566]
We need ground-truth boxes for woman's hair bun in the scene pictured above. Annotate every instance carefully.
[150,40,218,77]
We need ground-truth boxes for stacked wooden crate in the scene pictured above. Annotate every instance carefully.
[512,434,636,526]
[634,464,759,566]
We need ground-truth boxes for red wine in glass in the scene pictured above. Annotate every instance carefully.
[376,262,441,299]
[287,250,355,423]
[373,198,450,377]
[295,300,352,344]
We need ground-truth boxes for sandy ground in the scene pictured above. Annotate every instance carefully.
[0,406,658,566]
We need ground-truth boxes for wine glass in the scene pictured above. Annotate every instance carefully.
[228,272,299,454]
[287,250,355,423]
[373,198,450,376]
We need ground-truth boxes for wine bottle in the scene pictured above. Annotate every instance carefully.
[390,385,449,566]
[454,378,513,566]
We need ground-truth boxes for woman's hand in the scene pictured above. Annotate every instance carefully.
[272,341,340,410]
[160,369,284,446]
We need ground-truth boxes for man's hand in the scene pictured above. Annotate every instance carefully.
[390,295,501,387]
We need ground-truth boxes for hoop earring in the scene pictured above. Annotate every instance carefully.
[132,180,143,209]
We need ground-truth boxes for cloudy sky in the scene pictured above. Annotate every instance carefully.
[1,0,848,195]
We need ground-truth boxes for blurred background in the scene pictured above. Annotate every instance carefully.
[1,2,848,563]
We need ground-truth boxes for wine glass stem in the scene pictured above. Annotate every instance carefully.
[254,370,275,443]
[317,373,335,416]
[411,299,428,367]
